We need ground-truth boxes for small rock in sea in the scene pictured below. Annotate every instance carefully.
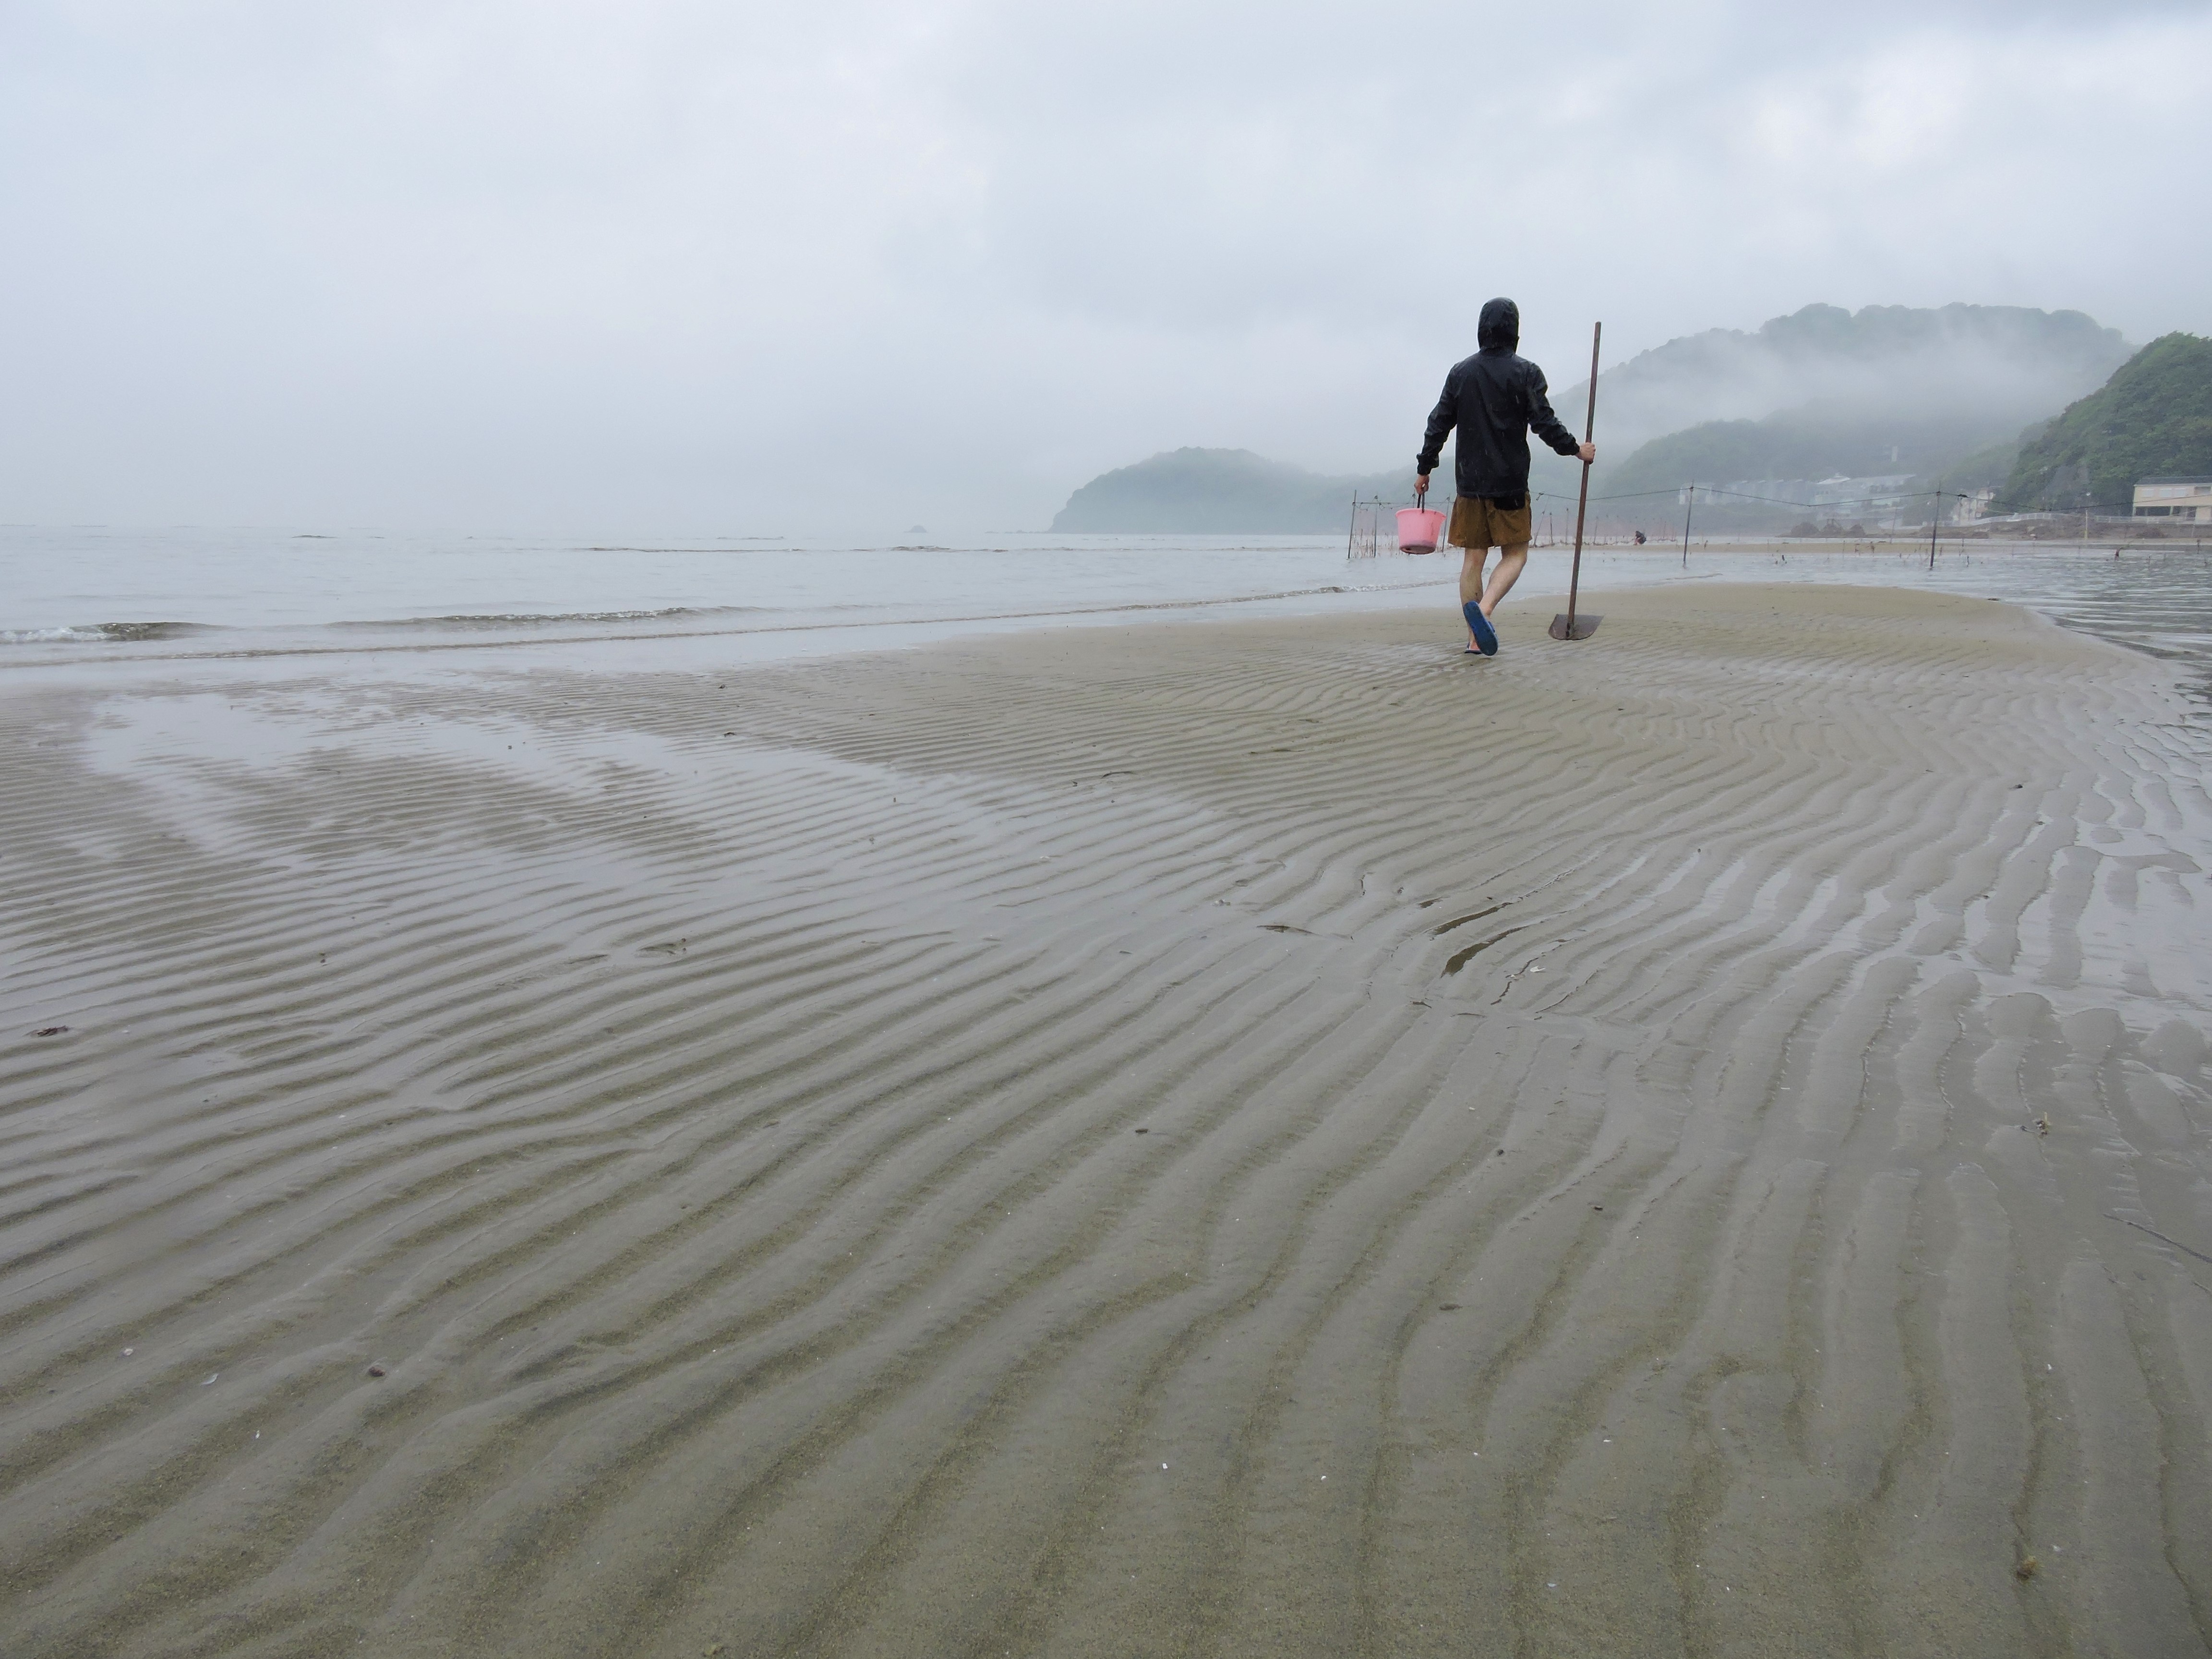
[366,1363,387,1378]
[32,1026,68,1037]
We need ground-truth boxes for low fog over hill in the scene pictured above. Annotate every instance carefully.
[1054,303,2136,533]
[1602,404,2027,502]
[1564,303,2129,456]
[1534,302,2132,507]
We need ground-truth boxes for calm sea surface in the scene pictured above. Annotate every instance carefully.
[3,525,2209,699]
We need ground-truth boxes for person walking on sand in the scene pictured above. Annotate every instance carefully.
[1416,298,1594,656]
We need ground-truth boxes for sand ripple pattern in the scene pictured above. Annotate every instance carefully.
[2,585,2210,1658]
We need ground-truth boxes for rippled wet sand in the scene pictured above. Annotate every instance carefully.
[3,585,2208,1657]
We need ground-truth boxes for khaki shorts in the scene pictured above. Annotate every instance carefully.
[1449,495,1534,551]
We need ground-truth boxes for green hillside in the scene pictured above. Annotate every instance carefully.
[1908,429,2042,499]
[1993,333,2212,511]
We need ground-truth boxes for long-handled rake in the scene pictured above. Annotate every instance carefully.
[1550,321,1604,642]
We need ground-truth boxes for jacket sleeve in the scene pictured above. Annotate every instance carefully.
[1417,372,1456,474]
[1524,368,1581,457]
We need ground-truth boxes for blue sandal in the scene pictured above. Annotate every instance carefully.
[1463,601,1498,656]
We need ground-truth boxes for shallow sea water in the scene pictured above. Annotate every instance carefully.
[2,525,2208,700]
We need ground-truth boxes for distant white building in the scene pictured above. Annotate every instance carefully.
[2134,478,2212,519]
[1951,488,1995,524]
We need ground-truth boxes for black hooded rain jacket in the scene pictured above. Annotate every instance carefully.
[1416,298,1580,506]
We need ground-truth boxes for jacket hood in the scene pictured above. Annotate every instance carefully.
[1477,298,1519,352]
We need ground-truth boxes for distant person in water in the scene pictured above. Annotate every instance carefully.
[1416,298,1594,655]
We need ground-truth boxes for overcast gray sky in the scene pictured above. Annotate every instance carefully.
[3,0,2205,533]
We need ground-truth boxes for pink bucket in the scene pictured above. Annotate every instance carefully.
[1396,506,1445,553]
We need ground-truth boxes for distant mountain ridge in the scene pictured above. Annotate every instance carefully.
[1552,303,2137,517]
[1564,302,2131,455]
[1050,303,2136,533]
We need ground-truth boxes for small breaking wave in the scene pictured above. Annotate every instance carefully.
[0,577,1453,663]
[0,621,216,645]
[329,604,761,633]
[0,606,777,648]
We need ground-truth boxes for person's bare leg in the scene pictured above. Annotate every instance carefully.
[1481,544,1528,615]
[1459,545,1490,647]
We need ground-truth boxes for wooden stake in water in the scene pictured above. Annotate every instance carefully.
[1551,322,1604,642]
